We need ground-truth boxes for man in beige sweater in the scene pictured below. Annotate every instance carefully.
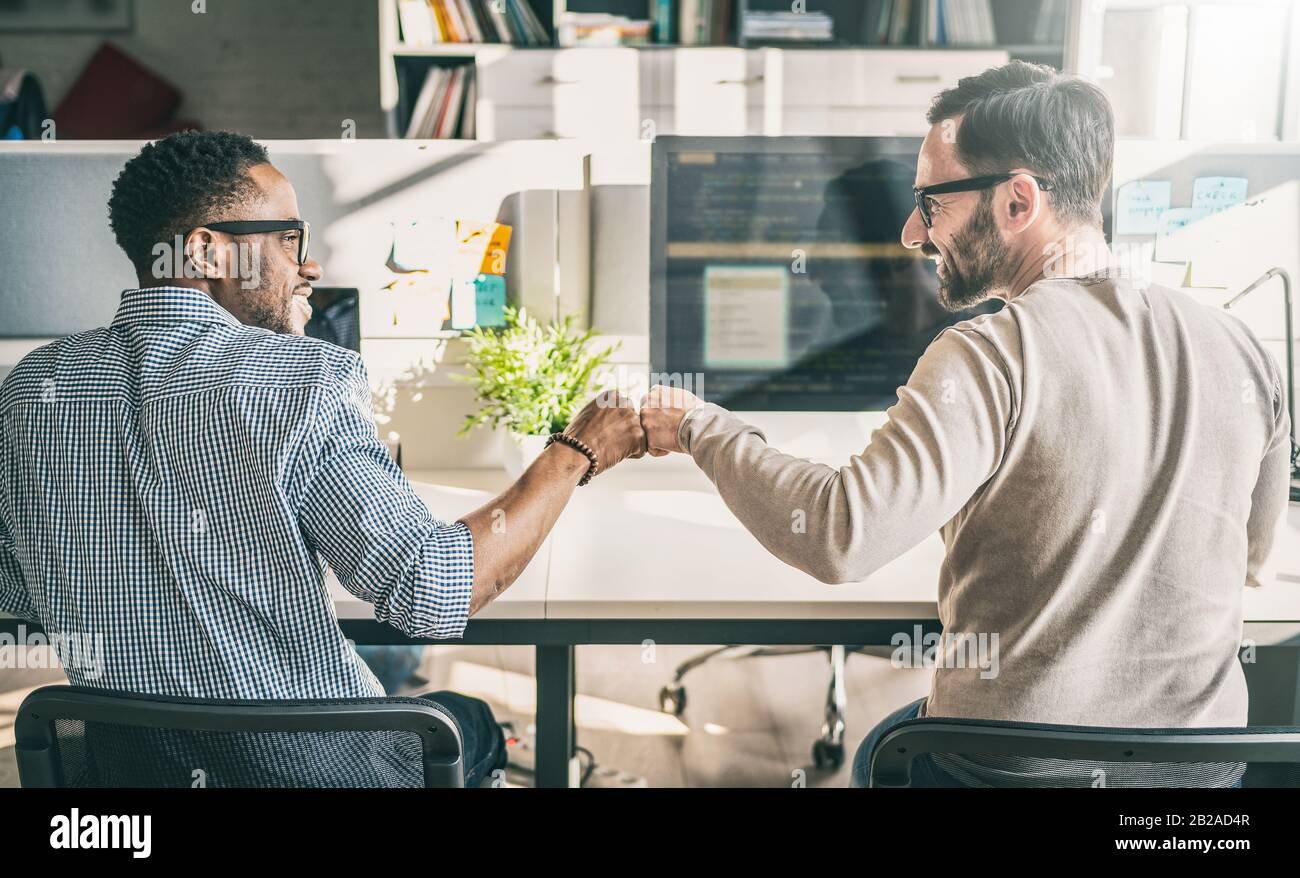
[640,62,1292,787]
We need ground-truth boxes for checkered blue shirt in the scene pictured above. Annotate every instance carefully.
[0,286,475,700]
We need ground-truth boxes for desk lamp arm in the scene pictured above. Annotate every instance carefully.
[1225,267,1298,501]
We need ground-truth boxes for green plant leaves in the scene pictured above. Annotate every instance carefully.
[454,306,620,437]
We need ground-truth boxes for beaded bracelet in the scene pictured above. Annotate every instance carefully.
[545,431,599,486]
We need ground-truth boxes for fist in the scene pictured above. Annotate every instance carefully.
[639,385,705,456]
[564,390,646,476]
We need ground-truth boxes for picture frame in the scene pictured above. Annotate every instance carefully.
[0,0,133,33]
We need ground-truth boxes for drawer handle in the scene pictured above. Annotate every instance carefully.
[896,74,942,84]
[717,75,764,86]
[538,76,580,86]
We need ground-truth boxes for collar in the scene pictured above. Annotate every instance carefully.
[111,286,243,329]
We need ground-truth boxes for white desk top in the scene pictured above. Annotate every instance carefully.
[545,465,944,619]
[369,466,1300,628]
[542,465,1300,624]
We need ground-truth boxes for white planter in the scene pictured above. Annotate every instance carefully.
[502,431,551,478]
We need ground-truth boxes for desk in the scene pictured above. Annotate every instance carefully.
[6,467,1299,788]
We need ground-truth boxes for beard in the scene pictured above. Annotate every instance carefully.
[240,293,293,334]
[932,194,1009,312]
[233,253,295,334]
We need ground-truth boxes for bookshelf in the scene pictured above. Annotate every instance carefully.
[379,0,1085,137]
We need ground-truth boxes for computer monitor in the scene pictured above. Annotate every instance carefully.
[650,136,1003,411]
[303,287,361,353]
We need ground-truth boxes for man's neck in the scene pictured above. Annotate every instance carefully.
[1003,225,1111,301]
[135,278,211,294]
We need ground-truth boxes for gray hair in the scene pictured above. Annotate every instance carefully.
[927,61,1114,228]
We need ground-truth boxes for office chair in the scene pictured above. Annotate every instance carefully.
[15,685,465,788]
[866,716,1300,787]
[659,643,873,769]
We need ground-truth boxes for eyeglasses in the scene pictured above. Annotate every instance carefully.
[201,220,311,265]
[912,173,1052,229]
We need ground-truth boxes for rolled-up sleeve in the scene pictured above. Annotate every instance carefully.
[296,357,474,638]
[0,509,37,622]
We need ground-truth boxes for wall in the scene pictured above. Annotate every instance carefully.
[0,0,385,139]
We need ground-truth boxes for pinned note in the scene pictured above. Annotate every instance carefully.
[1192,176,1248,213]
[1115,180,1172,236]
[1153,207,1210,263]
[387,217,455,273]
[473,274,507,328]
[703,265,789,369]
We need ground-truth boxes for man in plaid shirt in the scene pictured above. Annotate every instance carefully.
[0,131,646,786]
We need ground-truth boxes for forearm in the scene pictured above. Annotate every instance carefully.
[1245,421,1292,587]
[682,405,870,583]
[459,442,589,613]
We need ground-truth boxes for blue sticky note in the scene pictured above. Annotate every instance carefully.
[1154,208,1210,263]
[1115,180,1172,236]
[473,274,507,328]
[1157,207,1210,235]
[1192,176,1248,212]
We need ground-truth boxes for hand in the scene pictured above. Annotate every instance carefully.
[639,384,705,456]
[564,390,646,476]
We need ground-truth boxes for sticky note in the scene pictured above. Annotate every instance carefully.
[449,278,478,330]
[387,218,455,273]
[1115,180,1172,236]
[454,220,513,279]
[473,274,507,328]
[703,265,789,369]
[1153,207,1210,263]
[1192,176,1248,213]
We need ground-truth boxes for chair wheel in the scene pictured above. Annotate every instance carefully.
[658,685,686,716]
[812,739,844,770]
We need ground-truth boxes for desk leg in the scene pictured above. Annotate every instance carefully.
[535,644,576,789]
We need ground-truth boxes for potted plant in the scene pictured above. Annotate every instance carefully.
[456,306,619,476]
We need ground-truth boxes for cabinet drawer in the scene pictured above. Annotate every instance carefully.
[641,47,770,109]
[643,105,763,137]
[855,50,1009,107]
[479,104,642,141]
[477,48,639,108]
[782,49,1008,108]
[769,106,931,136]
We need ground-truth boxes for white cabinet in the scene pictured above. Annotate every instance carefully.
[471,47,1009,140]
[476,48,641,140]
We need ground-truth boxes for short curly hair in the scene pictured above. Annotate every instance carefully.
[108,130,271,277]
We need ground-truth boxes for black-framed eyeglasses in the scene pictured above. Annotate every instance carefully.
[912,173,1052,228]
[201,220,311,265]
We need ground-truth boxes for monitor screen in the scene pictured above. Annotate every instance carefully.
[303,288,361,353]
[650,136,1003,411]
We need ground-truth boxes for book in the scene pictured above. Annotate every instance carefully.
[454,0,484,42]
[513,0,549,45]
[398,0,435,46]
[652,0,673,43]
[404,65,443,137]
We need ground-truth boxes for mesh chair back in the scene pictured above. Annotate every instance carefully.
[15,686,464,789]
[869,718,1300,788]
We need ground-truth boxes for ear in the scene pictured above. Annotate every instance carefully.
[1001,173,1044,235]
[184,228,227,280]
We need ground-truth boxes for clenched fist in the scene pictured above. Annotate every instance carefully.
[564,390,647,476]
[639,384,706,457]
